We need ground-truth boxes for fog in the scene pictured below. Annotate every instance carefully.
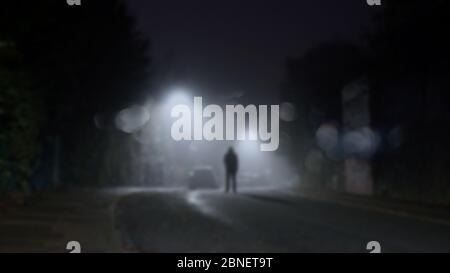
[112,89,298,189]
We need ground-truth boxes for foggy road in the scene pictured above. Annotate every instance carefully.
[115,188,450,253]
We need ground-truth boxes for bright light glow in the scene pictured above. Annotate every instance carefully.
[115,105,150,133]
[280,102,297,122]
[165,88,191,107]
[118,88,298,189]
[168,96,280,151]
[237,127,260,156]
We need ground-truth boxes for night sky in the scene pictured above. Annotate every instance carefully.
[126,0,379,103]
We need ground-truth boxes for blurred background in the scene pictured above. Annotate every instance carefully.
[1,0,450,253]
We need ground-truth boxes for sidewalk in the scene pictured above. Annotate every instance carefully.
[0,189,124,253]
[288,186,450,227]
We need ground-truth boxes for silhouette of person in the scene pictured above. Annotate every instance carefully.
[224,147,238,193]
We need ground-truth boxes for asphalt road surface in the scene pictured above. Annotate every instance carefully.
[114,188,450,253]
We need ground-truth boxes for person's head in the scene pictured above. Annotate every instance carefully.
[227,147,234,154]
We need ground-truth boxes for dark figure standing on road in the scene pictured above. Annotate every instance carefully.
[224,147,238,193]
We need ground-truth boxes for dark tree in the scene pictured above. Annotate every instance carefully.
[0,0,152,189]
[281,41,365,187]
[0,42,44,194]
[368,0,450,202]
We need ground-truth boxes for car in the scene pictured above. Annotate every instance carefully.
[188,167,219,190]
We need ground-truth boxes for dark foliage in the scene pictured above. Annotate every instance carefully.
[0,0,151,190]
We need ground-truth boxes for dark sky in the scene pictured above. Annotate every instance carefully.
[126,0,378,103]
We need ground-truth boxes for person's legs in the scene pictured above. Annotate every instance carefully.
[231,172,237,193]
